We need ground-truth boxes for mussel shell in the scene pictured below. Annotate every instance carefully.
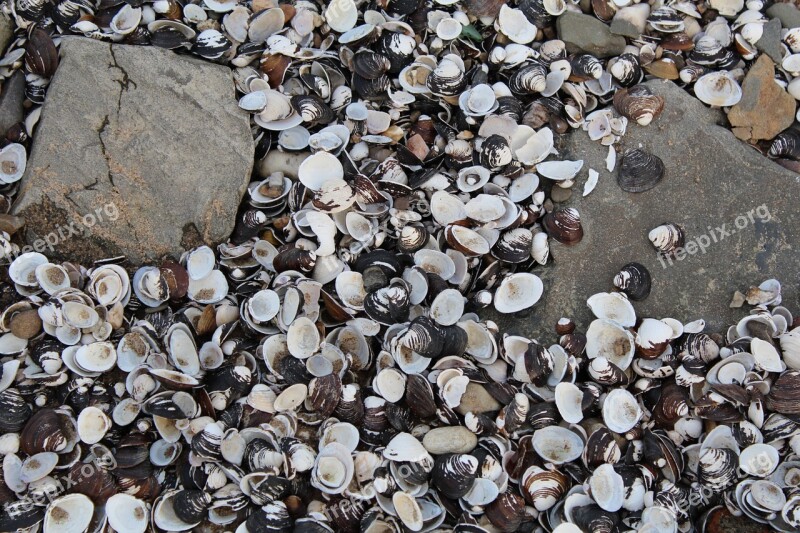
[542,207,583,245]
[432,453,478,499]
[25,28,59,78]
[291,95,335,125]
[769,129,800,161]
[352,51,391,80]
[508,62,547,94]
[617,149,665,193]
[613,262,651,301]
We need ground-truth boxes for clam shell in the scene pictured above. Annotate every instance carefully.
[618,149,664,192]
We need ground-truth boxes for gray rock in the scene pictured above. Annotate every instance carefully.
[557,11,627,58]
[756,18,784,64]
[422,427,478,454]
[0,71,26,135]
[0,14,14,56]
[766,3,800,28]
[488,80,800,342]
[13,37,254,264]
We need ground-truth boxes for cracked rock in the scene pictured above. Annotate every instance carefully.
[12,37,254,264]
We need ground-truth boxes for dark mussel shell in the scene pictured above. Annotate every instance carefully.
[769,129,800,161]
[613,262,652,301]
[618,149,665,193]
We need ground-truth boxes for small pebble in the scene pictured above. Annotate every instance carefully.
[422,426,478,454]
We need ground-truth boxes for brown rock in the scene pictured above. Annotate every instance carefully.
[0,214,24,236]
[729,56,796,142]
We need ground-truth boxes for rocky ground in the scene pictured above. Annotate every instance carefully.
[0,1,799,532]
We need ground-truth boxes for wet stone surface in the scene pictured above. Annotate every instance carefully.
[489,79,800,342]
[12,37,254,264]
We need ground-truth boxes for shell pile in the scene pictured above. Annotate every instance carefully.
[4,247,800,533]
[0,0,796,532]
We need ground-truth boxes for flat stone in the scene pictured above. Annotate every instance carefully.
[766,3,800,28]
[0,71,26,136]
[13,37,254,264]
[454,382,501,415]
[487,79,800,342]
[610,5,650,38]
[422,427,478,455]
[756,18,784,64]
[729,55,796,142]
[556,11,627,58]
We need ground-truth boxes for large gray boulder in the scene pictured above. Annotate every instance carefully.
[13,37,254,264]
[489,79,800,342]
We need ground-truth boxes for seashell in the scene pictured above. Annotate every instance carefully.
[532,426,584,464]
[635,318,674,359]
[432,453,478,499]
[292,95,336,126]
[325,0,358,33]
[508,62,548,94]
[537,159,583,181]
[602,388,642,434]
[694,72,742,107]
[769,130,800,161]
[106,494,149,533]
[571,54,603,80]
[698,447,738,491]
[427,54,467,96]
[192,29,232,60]
[543,207,583,245]
[494,273,543,314]
[521,465,568,511]
[0,143,27,184]
[44,494,94,533]
[613,85,664,126]
[648,223,684,255]
[611,263,651,303]
[618,149,665,192]
[610,54,642,87]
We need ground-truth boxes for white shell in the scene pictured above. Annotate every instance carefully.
[587,292,636,327]
[0,143,26,184]
[694,72,742,107]
[554,382,584,424]
[44,493,95,533]
[497,5,537,44]
[532,426,584,464]
[494,273,543,313]
[589,463,625,512]
[106,493,149,533]
[602,388,642,434]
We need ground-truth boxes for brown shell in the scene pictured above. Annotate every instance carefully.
[25,28,59,78]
